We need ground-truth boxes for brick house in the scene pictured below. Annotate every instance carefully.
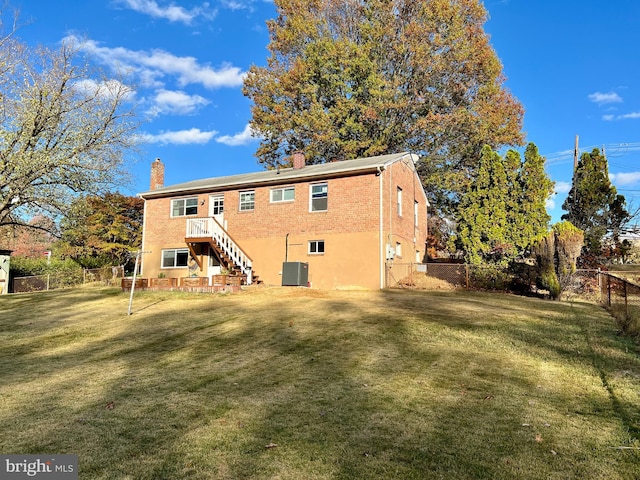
[138,152,429,290]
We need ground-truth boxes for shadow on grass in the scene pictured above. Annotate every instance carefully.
[0,287,638,479]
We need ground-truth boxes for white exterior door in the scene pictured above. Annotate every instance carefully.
[209,194,224,225]
[208,195,225,283]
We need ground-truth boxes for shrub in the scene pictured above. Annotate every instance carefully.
[9,256,83,288]
[470,264,513,290]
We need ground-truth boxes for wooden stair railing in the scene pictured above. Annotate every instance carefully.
[186,218,254,285]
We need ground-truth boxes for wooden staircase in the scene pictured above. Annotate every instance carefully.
[185,217,261,285]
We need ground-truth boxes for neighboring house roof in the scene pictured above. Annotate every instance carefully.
[139,152,418,199]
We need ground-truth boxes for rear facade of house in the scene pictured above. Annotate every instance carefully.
[138,152,428,290]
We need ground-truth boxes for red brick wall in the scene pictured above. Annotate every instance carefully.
[225,173,380,239]
[381,158,428,265]
[141,158,428,288]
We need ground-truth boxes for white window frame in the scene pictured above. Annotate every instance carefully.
[397,187,403,216]
[414,200,419,226]
[270,186,295,203]
[162,248,189,268]
[210,195,224,216]
[308,240,325,255]
[310,183,328,212]
[395,242,402,258]
[239,190,255,211]
[171,197,198,217]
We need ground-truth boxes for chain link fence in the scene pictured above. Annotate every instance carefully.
[599,272,640,336]
[388,263,638,336]
[11,266,125,293]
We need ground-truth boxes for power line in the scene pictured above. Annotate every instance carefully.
[543,142,640,166]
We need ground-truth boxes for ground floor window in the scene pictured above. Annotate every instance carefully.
[308,240,325,255]
[162,248,189,268]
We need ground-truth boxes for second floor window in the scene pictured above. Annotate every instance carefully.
[239,191,255,211]
[310,183,328,212]
[172,197,198,217]
[397,187,403,216]
[271,186,295,203]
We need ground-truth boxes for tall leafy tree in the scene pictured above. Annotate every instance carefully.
[56,193,143,268]
[243,0,524,213]
[0,14,139,234]
[455,143,553,264]
[561,148,629,257]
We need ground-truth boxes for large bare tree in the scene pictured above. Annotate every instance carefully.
[0,16,139,234]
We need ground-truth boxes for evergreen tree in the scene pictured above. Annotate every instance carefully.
[533,221,583,300]
[243,0,524,214]
[561,148,629,257]
[455,143,553,264]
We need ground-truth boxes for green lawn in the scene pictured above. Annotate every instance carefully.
[0,286,639,479]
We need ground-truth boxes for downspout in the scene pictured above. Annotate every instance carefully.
[140,197,148,275]
[378,166,385,289]
[285,233,289,262]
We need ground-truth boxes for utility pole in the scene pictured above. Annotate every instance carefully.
[574,135,579,171]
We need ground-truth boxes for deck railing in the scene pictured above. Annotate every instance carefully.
[186,218,253,284]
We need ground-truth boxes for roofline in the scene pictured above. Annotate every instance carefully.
[138,152,415,200]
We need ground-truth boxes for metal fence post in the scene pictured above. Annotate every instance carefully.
[466,264,469,289]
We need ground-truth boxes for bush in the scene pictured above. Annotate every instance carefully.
[539,267,561,299]
[9,256,83,288]
[470,264,513,290]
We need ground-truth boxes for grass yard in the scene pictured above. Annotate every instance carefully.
[0,286,639,479]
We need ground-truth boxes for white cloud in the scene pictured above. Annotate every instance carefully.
[216,124,259,146]
[618,112,640,120]
[610,171,640,186]
[118,0,215,24]
[588,91,623,105]
[138,128,218,145]
[599,111,640,121]
[149,89,210,115]
[220,0,249,10]
[67,36,245,89]
[554,181,572,194]
[73,78,137,101]
[546,181,572,211]
[546,198,556,211]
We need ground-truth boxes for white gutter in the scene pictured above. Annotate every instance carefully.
[378,165,385,289]
[140,198,148,275]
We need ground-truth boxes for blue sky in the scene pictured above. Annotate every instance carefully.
[11,0,640,223]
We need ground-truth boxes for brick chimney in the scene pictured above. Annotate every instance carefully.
[292,151,306,170]
[150,158,164,190]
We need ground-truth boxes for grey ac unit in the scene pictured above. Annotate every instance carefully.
[282,262,309,286]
